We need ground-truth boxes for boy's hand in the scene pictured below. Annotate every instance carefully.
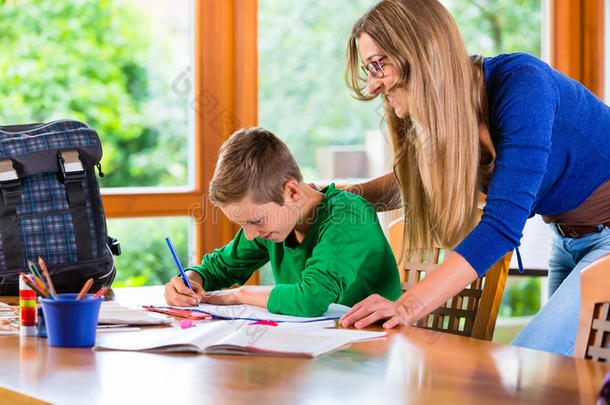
[164,276,205,307]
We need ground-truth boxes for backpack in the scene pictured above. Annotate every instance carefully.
[0,120,119,295]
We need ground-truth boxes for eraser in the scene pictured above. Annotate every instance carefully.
[179,319,194,329]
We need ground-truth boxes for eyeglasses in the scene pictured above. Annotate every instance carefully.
[361,56,388,78]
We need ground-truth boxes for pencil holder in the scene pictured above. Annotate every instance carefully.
[40,294,102,347]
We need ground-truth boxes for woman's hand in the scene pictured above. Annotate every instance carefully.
[341,253,479,329]
[340,294,410,329]
[164,276,206,307]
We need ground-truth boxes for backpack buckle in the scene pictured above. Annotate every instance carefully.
[57,150,85,183]
[0,159,20,190]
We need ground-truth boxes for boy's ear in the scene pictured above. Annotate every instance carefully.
[282,179,301,204]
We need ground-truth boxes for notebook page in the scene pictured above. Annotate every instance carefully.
[94,321,236,352]
[207,325,353,357]
[175,302,351,323]
[303,328,387,342]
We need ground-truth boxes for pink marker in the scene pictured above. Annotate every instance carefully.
[249,320,278,326]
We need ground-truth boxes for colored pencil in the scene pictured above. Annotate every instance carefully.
[165,237,193,290]
[31,275,49,298]
[93,287,108,299]
[26,262,50,297]
[76,278,94,300]
[38,257,57,299]
[19,272,48,298]
[27,261,44,285]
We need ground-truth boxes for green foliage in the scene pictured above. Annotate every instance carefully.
[0,0,188,187]
[444,0,541,56]
[259,0,541,180]
[258,0,381,179]
[499,277,541,317]
[108,217,189,287]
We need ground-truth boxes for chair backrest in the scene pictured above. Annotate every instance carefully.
[574,253,610,362]
[388,214,511,341]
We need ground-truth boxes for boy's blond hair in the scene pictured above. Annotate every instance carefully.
[209,127,303,205]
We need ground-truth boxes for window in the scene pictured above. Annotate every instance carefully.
[4,1,602,294]
[441,0,542,56]
[0,0,194,188]
[0,0,252,287]
[258,0,387,182]
[108,217,191,287]
[0,0,197,286]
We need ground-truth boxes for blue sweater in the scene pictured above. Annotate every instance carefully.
[454,53,610,276]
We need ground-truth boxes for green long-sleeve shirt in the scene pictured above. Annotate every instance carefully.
[188,184,402,317]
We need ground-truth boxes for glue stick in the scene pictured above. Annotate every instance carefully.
[19,275,37,336]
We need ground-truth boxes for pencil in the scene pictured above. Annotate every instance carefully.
[27,261,44,285]
[165,237,193,290]
[38,257,57,299]
[93,287,108,299]
[27,262,50,297]
[31,274,49,298]
[19,272,48,298]
[76,278,94,300]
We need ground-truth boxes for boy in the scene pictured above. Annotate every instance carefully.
[164,127,401,316]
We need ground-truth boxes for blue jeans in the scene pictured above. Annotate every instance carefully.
[511,225,610,356]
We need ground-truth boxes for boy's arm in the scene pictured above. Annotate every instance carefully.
[187,229,270,291]
[200,285,273,307]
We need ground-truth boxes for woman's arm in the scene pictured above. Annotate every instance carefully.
[343,171,401,211]
[340,252,478,328]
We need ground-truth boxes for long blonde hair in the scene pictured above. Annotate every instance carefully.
[346,0,485,256]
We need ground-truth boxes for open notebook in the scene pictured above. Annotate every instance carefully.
[94,320,385,358]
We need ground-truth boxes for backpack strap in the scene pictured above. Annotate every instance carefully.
[0,159,24,269]
[57,151,93,261]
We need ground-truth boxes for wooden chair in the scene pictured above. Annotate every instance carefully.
[574,253,610,362]
[388,214,511,341]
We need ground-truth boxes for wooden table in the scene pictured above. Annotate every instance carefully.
[0,286,608,405]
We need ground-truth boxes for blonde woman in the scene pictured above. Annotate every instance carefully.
[339,0,610,356]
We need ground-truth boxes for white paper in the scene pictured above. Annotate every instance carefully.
[168,302,351,323]
[276,319,337,332]
[98,301,172,325]
[97,327,142,333]
[303,328,387,342]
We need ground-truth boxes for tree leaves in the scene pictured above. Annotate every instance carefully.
[0,0,188,187]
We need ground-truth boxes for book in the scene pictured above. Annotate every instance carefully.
[94,320,386,358]
[144,302,350,323]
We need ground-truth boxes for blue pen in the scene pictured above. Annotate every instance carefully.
[165,237,193,290]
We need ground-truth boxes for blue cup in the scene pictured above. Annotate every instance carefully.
[40,294,102,347]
